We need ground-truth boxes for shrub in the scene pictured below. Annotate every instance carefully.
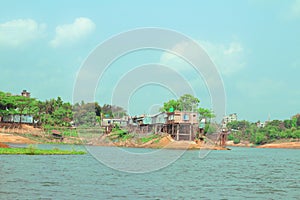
[228,134,234,141]
[233,138,240,144]
[291,130,300,139]
[250,131,266,145]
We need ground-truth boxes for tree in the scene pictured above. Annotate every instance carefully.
[73,102,97,126]
[101,104,113,118]
[95,102,101,117]
[160,99,180,112]
[284,119,292,129]
[292,114,300,123]
[160,94,200,112]
[177,94,200,111]
[111,105,127,118]
[227,120,250,131]
[198,107,215,121]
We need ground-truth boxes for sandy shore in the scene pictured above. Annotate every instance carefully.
[0,132,229,150]
[102,135,229,150]
[257,142,300,149]
[1,131,299,150]
[226,140,254,147]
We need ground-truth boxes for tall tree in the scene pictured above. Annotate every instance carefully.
[177,94,200,111]
[198,107,215,121]
[160,94,200,112]
[160,99,181,112]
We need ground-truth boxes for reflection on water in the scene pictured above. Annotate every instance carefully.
[0,146,299,199]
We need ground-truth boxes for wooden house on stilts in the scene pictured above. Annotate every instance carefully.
[165,111,199,141]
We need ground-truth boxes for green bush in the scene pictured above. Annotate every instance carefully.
[62,129,78,137]
[251,131,266,145]
[233,138,240,144]
[291,130,300,139]
[228,134,234,141]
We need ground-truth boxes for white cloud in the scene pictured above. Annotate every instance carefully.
[0,19,46,47]
[199,41,245,76]
[160,40,246,76]
[284,0,300,19]
[290,0,300,18]
[50,17,95,48]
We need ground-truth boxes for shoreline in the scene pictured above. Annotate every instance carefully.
[226,140,300,149]
[0,132,229,150]
[2,131,300,150]
[257,142,300,149]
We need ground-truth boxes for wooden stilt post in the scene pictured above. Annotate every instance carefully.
[189,124,192,141]
[176,124,179,141]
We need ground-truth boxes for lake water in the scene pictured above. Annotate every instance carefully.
[0,145,299,199]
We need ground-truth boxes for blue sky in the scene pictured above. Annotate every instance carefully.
[0,0,300,122]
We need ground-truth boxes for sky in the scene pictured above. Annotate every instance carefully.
[0,0,300,122]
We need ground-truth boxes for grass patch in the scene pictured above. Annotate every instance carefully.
[139,134,160,143]
[108,128,129,141]
[0,146,86,155]
[121,133,134,141]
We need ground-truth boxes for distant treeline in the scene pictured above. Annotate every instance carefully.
[0,90,126,127]
[227,115,300,144]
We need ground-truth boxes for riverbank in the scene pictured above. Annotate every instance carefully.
[0,123,83,145]
[257,142,300,149]
[226,140,254,147]
[226,139,300,149]
[2,125,299,150]
[0,131,229,150]
[0,133,37,144]
[108,135,229,150]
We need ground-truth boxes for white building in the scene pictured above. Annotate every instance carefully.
[223,113,237,125]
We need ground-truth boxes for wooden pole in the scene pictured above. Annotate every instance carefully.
[176,124,179,141]
[189,124,192,141]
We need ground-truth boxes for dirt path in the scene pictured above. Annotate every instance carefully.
[0,133,36,144]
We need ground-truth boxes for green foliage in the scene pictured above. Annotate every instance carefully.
[0,93,37,122]
[160,94,214,131]
[62,129,78,137]
[292,130,300,139]
[228,134,235,141]
[284,119,292,129]
[233,138,240,144]
[73,102,97,127]
[178,94,200,111]
[228,116,300,145]
[205,123,217,134]
[139,134,160,143]
[0,147,86,155]
[0,90,128,128]
[198,108,215,121]
[122,133,134,141]
[27,144,37,155]
[228,130,243,143]
[250,131,267,145]
[108,126,129,141]
[160,94,200,112]
[292,114,300,127]
[101,104,127,118]
[160,99,181,112]
[227,120,250,131]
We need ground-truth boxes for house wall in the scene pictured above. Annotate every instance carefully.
[168,111,198,124]
[2,115,33,124]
